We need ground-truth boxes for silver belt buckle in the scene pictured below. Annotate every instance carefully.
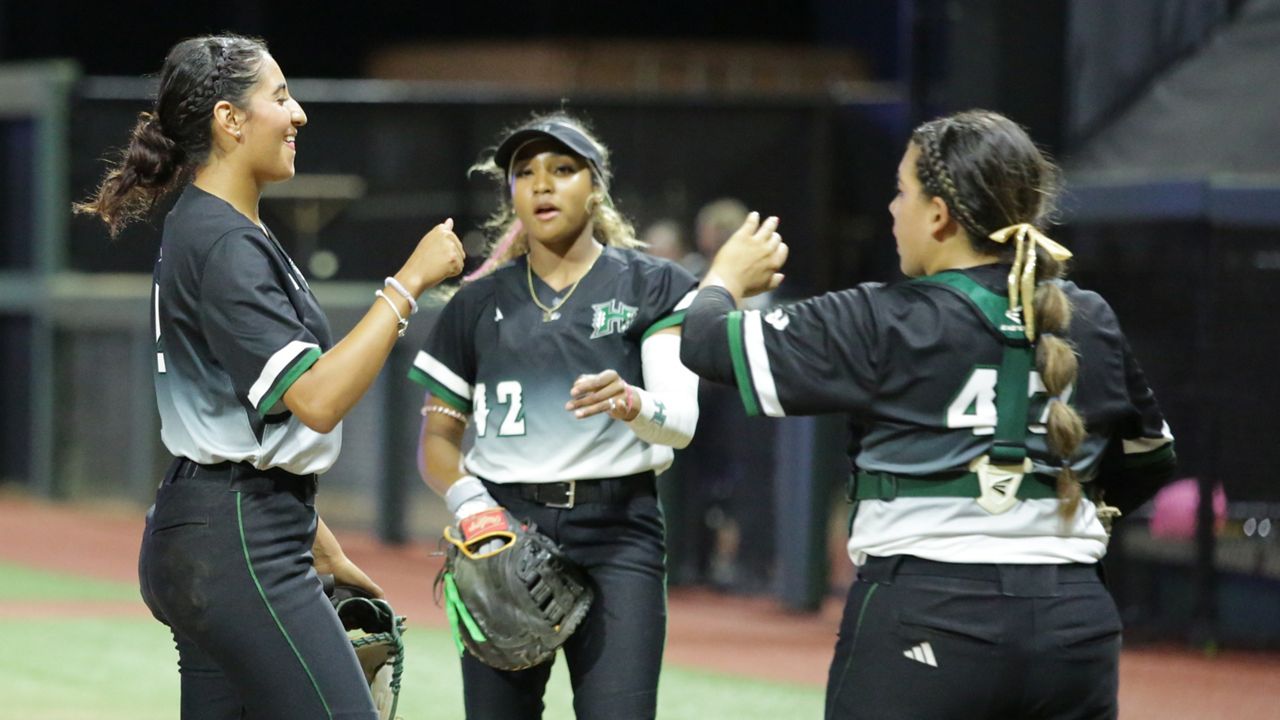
[547,481,576,509]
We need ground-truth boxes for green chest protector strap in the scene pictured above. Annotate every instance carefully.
[849,271,1049,514]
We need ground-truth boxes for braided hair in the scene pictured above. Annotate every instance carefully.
[75,34,267,237]
[912,110,1086,519]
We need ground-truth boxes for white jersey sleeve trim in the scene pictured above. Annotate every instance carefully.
[248,340,318,409]
[673,289,697,311]
[743,309,785,417]
[1122,421,1174,454]
[412,350,474,402]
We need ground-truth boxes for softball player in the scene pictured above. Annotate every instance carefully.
[680,110,1177,719]
[76,34,463,719]
[411,113,700,719]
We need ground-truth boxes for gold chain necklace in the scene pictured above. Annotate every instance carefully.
[525,249,598,322]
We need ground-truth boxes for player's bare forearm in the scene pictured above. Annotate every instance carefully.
[419,407,468,497]
[283,302,406,433]
[312,516,346,569]
[282,222,464,434]
[680,285,739,386]
[313,517,385,598]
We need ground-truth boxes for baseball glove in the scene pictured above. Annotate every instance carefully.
[437,507,594,671]
[325,579,406,720]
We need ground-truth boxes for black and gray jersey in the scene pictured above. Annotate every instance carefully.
[411,247,697,483]
[683,263,1175,564]
[151,185,339,475]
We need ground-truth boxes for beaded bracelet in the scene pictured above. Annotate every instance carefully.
[422,404,469,424]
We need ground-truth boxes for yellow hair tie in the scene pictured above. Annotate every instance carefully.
[988,224,1073,262]
[988,224,1072,342]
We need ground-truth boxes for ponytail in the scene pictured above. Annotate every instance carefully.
[75,34,268,238]
[73,112,188,237]
[1030,249,1087,520]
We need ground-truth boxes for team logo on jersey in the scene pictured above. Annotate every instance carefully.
[590,299,638,339]
[764,307,791,331]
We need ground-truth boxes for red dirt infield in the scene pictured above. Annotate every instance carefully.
[2,494,1278,717]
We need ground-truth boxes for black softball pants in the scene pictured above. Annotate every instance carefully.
[825,555,1121,720]
[138,458,377,720]
[462,474,667,720]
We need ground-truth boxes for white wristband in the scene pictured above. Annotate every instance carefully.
[444,475,497,519]
[383,276,418,315]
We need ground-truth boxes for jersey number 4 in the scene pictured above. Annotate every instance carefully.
[473,381,526,437]
[946,367,1073,435]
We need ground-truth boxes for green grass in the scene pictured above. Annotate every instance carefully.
[0,562,140,602]
[0,564,824,719]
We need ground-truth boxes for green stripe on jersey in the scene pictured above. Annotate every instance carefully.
[408,368,470,412]
[258,346,321,417]
[641,311,686,342]
[726,310,761,417]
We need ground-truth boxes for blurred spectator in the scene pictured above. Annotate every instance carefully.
[640,218,698,273]
[695,198,774,308]
[658,197,777,593]
[694,197,750,264]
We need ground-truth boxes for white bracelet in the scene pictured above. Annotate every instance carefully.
[383,276,418,315]
[375,289,409,337]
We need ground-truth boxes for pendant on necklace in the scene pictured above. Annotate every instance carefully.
[543,311,561,322]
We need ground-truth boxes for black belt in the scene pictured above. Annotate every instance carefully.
[859,555,1101,585]
[172,457,317,496]
[484,472,655,509]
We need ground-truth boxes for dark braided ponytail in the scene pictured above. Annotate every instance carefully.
[912,110,1087,520]
[75,34,267,237]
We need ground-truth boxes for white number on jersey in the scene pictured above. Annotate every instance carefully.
[473,381,526,437]
[496,381,526,436]
[153,283,166,374]
[946,367,1072,435]
[473,382,490,436]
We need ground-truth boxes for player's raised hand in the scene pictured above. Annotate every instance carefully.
[397,218,466,296]
[704,212,789,301]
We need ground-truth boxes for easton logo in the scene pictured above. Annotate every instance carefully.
[1000,306,1025,334]
[590,299,638,339]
